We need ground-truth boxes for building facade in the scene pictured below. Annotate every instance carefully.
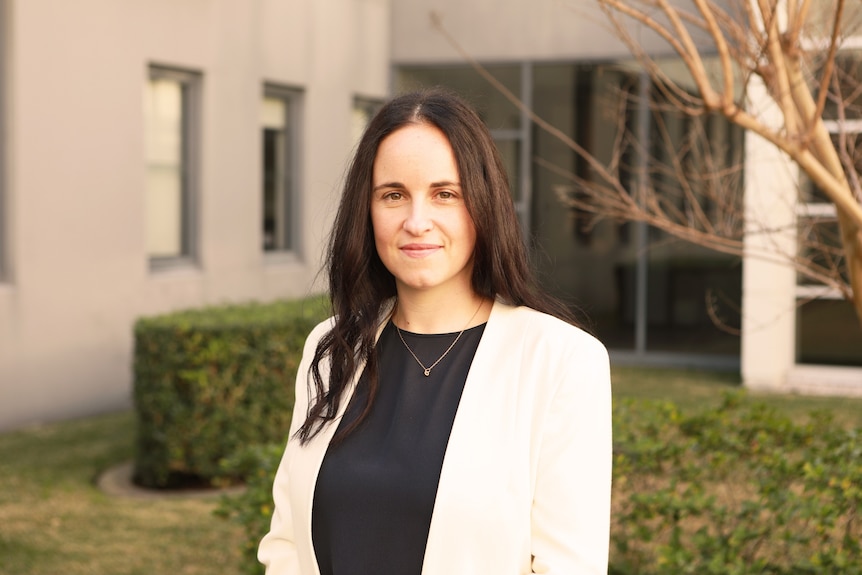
[1,0,859,431]
[0,0,390,431]
[387,0,862,393]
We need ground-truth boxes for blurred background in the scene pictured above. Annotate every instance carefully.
[0,0,860,433]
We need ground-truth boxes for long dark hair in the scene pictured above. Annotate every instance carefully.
[297,87,579,444]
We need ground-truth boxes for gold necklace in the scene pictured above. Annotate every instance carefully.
[395,300,485,377]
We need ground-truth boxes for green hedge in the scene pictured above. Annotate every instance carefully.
[218,392,861,575]
[132,295,329,488]
[611,393,861,575]
[216,443,287,574]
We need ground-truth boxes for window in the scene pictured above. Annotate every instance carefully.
[396,61,743,363]
[261,85,302,253]
[145,66,200,266]
[795,50,862,366]
[352,95,383,146]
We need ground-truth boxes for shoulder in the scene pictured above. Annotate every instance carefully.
[301,316,336,354]
[492,304,611,424]
[491,301,607,360]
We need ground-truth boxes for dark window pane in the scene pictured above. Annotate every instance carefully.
[261,90,296,253]
[797,299,862,366]
[262,128,280,251]
[494,137,521,202]
[800,133,861,204]
[797,217,848,286]
[644,244,742,355]
[530,63,638,349]
[395,65,521,130]
[816,51,862,122]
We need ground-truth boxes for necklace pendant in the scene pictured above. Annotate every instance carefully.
[394,300,486,380]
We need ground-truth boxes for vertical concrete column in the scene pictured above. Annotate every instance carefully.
[741,76,798,391]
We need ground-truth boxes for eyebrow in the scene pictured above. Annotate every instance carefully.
[372,182,404,193]
[372,180,462,192]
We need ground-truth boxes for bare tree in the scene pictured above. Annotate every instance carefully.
[432,1,862,327]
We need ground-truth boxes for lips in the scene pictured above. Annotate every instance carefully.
[400,243,441,258]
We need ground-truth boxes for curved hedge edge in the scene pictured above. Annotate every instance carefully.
[133,295,329,488]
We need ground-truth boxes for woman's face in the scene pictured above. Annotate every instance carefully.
[370,123,477,298]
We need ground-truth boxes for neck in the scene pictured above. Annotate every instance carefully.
[393,289,491,334]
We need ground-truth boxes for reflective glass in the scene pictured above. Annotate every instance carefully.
[797,299,862,366]
[530,63,639,348]
[396,65,521,130]
[145,78,185,258]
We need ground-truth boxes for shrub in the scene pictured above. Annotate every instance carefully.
[611,392,861,575]
[217,443,286,575]
[219,391,862,575]
[132,295,329,488]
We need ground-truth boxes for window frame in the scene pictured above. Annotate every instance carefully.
[793,48,862,365]
[795,77,861,301]
[261,83,303,256]
[352,95,383,132]
[145,64,202,270]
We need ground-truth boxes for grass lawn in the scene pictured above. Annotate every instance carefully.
[1,366,860,575]
[612,366,862,427]
[0,411,243,575]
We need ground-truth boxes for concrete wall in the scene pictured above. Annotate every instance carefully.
[391,0,713,64]
[0,0,390,431]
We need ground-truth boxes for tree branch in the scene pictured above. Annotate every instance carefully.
[810,0,844,137]
[692,0,735,110]
[758,0,801,136]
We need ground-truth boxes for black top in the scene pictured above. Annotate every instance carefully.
[311,320,486,575]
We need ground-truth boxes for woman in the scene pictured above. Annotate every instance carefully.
[259,88,612,574]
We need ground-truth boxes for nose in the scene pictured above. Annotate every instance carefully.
[402,199,433,235]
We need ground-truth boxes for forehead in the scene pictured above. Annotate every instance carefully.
[372,123,459,180]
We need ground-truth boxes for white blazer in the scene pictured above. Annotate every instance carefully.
[259,300,612,574]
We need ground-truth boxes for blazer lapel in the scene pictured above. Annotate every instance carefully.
[421,301,529,574]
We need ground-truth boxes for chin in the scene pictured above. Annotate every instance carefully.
[395,276,442,292]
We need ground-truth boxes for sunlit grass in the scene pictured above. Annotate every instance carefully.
[0,412,243,575]
[612,365,862,428]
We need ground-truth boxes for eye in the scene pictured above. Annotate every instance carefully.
[382,191,403,201]
[436,190,457,200]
